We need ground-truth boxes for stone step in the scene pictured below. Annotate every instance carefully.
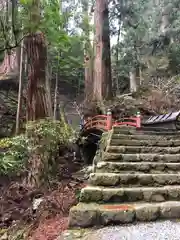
[80,186,180,203]
[109,139,180,147]
[107,146,180,154]
[141,126,179,132]
[69,201,180,227]
[103,153,180,162]
[96,162,180,173]
[112,127,180,136]
[89,173,180,187]
[111,133,180,140]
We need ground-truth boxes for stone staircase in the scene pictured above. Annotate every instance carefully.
[69,126,180,228]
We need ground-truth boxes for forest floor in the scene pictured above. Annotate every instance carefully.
[0,158,87,240]
[28,179,85,240]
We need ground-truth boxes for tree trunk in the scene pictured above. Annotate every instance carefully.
[82,0,94,102]
[0,50,18,78]
[115,20,121,95]
[129,69,137,93]
[53,72,58,120]
[25,32,50,188]
[160,6,170,35]
[46,63,53,118]
[24,0,52,188]
[25,32,49,121]
[0,0,19,78]
[139,66,143,85]
[16,39,24,134]
[84,55,93,101]
[93,0,112,101]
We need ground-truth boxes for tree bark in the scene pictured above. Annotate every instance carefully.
[0,0,19,78]
[93,0,112,101]
[46,63,53,118]
[53,72,58,120]
[84,55,93,101]
[16,39,24,134]
[0,50,18,77]
[82,0,94,102]
[25,32,49,121]
[24,0,52,188]
[160,6,170,35]
[115,20,121,95]
[129,69,137,93]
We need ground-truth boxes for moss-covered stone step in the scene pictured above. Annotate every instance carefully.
[109,139,180,147]
[111,134,180,140]
[96,162,180,173]
[107,146,180,154]
[89,173,180,187]
[112,126,180,135]
[69,201,180,227]
[80,186,180,203]
[103,153,180,162]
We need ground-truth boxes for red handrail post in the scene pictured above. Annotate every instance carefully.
[107,109,112,130]
[136,111,141,128]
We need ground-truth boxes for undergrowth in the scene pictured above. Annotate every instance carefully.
[0,135,29,175]
[0,117,74,177]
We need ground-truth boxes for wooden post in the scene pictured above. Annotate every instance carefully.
[107,109,112,130]
[136,111,141,128]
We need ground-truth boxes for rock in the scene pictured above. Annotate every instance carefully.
[110,139,180,147]
[151,194,165,202]
[0,232,8,240]
[107,146,126,153]
[124,175,138,186]
[168,187,180,199]
[124,189,143,202]
[160,202,180,218]
[138,174,153,186]
[97,162,180,174]
[136,205,160,221]
[106,146,180,154]
[80,166,93,174]
[103,153,124,161]
[69,205,99,227]
[80,186,180,203]
[102,189,125,202]
[33,197,44,210]
[153,174,180,185]
[143,188,167,202]
[89,173,180,187]
[89,173,120,186]
[80,187,103,202]
[101,209,135,225]
[138,163,151,171]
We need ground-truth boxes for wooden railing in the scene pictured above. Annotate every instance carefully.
[81,110,141,132]
[83,115,109,131]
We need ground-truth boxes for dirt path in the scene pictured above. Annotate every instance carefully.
[29,216,69,240]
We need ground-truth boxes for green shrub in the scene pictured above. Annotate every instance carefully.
[26,118,73,151]
[25,118,75,185]
[0,117,74,177]
[0,135,29,175]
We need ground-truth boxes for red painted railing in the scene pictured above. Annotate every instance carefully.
[81,110,141,132]
[83,115,108,131]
